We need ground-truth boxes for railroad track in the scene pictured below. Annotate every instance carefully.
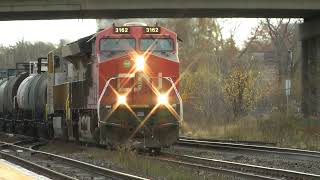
[158,152,320,180]
[1,133,319,179]
[179,136,277,146]
[0,140,148,180]
[177,138,320,161]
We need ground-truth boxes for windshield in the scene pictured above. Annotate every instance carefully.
[100,38,135,51]
[140,38,173,51]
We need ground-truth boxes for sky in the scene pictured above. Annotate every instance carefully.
[0,19,97,46]
[218,18,260,46]
[0,18,259,48]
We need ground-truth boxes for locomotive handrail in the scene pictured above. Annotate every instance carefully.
[97,77,117,127]
[163,77,183,123]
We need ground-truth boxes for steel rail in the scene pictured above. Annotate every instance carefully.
[179,136,276,146]
[0,141,148,180]
[0,151,76,180]
[160,152,320,180]
[12,139,40,146]
[177,138,320,161]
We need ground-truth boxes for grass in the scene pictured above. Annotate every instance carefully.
[40,141,226,179]
[182,112,320,151]
[85,146,227,180]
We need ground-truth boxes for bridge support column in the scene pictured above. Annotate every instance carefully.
[300,18,320,116]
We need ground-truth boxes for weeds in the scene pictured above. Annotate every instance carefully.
[40,141,222,179]
[182,112,320,151]
[110,144,199,179]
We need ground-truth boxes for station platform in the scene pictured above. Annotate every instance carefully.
[0,159,50,180]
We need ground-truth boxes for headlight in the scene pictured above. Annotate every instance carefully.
[157,94,168,105]
[135,55,145,71]
[117,95,127,105]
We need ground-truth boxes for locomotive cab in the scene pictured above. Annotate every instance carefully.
[97,23,182,149]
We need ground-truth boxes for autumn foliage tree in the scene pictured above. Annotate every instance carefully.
[224,45,275,120]
[224,63,257,118]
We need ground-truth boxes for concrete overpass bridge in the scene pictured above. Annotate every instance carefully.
[1,0,320,116]
[1,0,320,19]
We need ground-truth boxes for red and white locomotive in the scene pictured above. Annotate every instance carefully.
[46,22,183,150]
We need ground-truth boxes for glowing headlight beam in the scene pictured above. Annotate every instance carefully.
[157,94,168,105]
[128,50,154,76]
[135,55,145,71]
[100,83,151,132]
[117,95,126,105]
[100,85,129,123]
[138,73,182,123]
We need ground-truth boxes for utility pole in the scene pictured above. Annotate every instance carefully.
[286,50,293,116]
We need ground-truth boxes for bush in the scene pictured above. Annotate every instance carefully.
[182,112,320,151]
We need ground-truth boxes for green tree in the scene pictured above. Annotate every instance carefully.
[0,40,55,68]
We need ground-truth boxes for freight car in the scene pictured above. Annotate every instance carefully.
[0,23,183,151]
[0,61,48,135]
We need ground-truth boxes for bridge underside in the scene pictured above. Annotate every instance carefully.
[0,9,320,20]
[0,0,320,20]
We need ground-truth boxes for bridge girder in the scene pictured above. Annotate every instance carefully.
[0,0,320,20]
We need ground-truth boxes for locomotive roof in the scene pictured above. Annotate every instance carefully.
[67,33,96,46]
[62,33,96,58]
